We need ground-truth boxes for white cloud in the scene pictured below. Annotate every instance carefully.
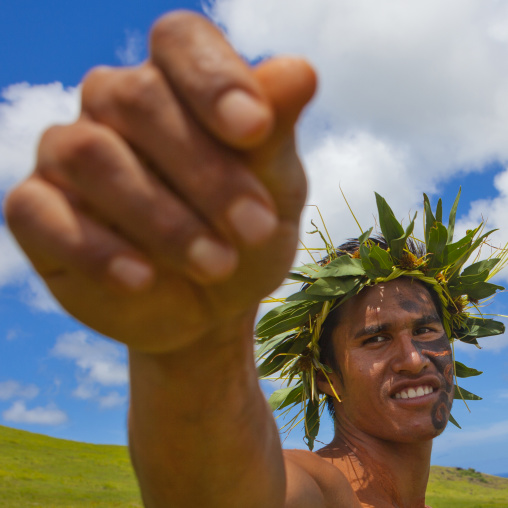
[51,331,128,405]
[434,419,508,454]
[98,391,127,409]
[210,0,508,231]
[116,29,145,66]
[2,400,67,425]
[0,225,31,286]
[0,81,79,313]
[0,224,64,313]
[21,276,63,313]
[0,380,39,401]
[455,169,508,284]
[0,81,80,192]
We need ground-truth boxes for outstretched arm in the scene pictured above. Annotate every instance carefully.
[3,10,335,508]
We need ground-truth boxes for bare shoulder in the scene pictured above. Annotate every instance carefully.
[283,449,362,508]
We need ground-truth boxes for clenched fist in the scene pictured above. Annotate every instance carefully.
[5,11,316,353]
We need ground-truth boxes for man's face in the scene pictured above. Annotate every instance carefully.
[328,278,454,443]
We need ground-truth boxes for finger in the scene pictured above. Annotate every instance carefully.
[254,57,317,138]
[81,64,278,248]
[248,57,318,222]
[4,176,155,292]
[34,120,238,284]
[149,11,274,148]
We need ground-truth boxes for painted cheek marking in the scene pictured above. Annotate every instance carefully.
[431,392,451,431]
[444,363,454,386]
[421,350,452,357]
[413,333,454,431]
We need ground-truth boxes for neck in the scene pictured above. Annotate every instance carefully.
[319,422,432,508]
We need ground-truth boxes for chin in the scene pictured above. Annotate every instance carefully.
[389,418,449,443]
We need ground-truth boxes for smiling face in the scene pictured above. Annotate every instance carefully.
[323,278,454,443]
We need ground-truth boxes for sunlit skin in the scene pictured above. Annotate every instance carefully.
[316,278,454,507]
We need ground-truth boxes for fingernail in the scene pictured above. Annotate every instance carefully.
[227,198,277,245]
[108,256,154,290]
[216,90,271,142]
[188,237,238,282]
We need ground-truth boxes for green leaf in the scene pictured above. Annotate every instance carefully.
[267,385,303,411]
[304,398,320,451]
[277,385,304,411]
[427,222,448,268]
[423,193,436,246]
[450,228,498,280]
[442,230,476,268]
[360,243,391,278]
[461,258,500,278]
[316,256,365,278]
[375,193,404,247]
[305,277,361,298]
[454,361,482,378]
[366,244,394,276]
[256,301,323,339]
[390,212,417,260]
[448,280,504,300]
[285,291,336,303]
[360,243,375,274]
[447,188,461,243]
[358,227,373,245]
[286,272,314,284]
[454,385,482,401]
[257,333,310,377]
[290,264,321,278]
[435,198,443,224]
[456,317,505,344]
[448,413,461,429]
[256,331,295,357]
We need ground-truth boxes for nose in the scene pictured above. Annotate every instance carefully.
[391,334,430,375]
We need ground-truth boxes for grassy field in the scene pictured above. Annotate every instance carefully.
[426,466,508,508]
[0,425,142,507]
[0,424,507,507]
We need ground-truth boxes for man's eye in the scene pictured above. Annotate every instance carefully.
[415,327,432,335]
[364,336,388,345]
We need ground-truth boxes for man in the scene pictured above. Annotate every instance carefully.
[4,10,503,508]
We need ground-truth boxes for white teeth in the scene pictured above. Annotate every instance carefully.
[394,385,434,400]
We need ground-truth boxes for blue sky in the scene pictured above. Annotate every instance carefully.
[1,0,508,477]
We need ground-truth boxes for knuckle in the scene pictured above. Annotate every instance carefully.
[150,10,205,48]
[44,121,106,168]
[83,64,166,119]
[113,66,165,114]
[81,66,117,110]
[151,206,190,245]
[4,179,41,232]
[4,184,28,228]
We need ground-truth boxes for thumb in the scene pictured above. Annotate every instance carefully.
[254,57,317,138]
[248,57,317,222]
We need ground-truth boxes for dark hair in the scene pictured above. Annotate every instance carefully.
[317,236,443,420]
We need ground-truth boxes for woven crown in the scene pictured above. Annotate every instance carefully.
[255,190,507,450]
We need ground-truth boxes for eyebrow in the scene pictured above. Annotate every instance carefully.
[353,314,442,340]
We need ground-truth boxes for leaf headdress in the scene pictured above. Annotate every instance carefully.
[255,191,507,450]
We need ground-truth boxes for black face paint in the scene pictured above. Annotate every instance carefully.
[397,292,429,314]
[398,299,421,314]
[411,333,454,431]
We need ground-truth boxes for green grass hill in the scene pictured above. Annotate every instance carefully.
[0,425,142,507]
[0,424,507,507]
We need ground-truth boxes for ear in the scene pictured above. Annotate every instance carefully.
[316,368,342,401]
